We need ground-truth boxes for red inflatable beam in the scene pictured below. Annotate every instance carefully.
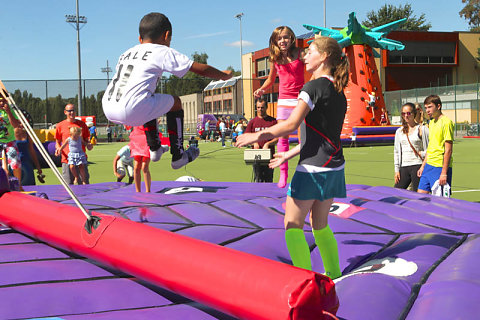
[0,192,338,320]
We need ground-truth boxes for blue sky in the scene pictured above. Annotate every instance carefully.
[1,0,471,81]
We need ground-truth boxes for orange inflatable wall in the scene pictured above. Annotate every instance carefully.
[342,45,389,137]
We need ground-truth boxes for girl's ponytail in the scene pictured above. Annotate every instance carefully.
[311,37,350,93]
[332,53,349,93]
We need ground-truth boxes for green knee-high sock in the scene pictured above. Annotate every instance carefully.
[312,225,342,279]
[285,228,312,270]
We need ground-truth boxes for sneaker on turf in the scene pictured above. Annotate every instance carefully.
[150,145,169,162]
[171,146,200,169]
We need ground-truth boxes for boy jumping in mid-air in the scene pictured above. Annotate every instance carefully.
[102,12,232,168]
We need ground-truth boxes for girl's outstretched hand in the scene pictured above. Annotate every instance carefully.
[253,88,264,98]
[235,132,258,148]
[269,152,286,169]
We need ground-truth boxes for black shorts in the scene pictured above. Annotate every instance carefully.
[394,164,421,191]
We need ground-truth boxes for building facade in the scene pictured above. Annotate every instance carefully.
[158,93,203,135]
[245,30,480,124]
[378,31,480,91]
[203,76,243,117]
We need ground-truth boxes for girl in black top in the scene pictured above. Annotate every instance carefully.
[236,37,349,279]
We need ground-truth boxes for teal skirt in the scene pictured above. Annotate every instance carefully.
[287,169,346,201]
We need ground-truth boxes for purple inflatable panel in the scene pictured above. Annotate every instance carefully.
[0,181,478,319]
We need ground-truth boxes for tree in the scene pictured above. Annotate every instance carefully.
[226,66,241,77]
[192,52,208,64]
[362,3,431,31]
[164,51,212,96]
[459,0,480,32]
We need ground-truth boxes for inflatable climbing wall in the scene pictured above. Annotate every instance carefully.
[343,44,389,136]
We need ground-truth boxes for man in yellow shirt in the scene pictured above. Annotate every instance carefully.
[417,95,453,196]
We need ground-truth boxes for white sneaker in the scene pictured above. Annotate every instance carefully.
[171,146,200,169]
[149,145,169,162]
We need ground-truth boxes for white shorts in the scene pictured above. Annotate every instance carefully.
[117,161,134,178]
[103,93,175,126]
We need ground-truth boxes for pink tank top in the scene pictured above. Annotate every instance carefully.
[275,51,305,99]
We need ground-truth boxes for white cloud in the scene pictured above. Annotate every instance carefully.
[185,31,232,39]
[226,40,254,48]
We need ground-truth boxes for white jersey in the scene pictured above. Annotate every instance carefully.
[102,43,193,126]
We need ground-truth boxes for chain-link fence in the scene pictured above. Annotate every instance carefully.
[384,83,480,136]
[5,78,480,138]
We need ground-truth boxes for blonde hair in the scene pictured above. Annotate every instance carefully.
[414,103,425,124]
[310,37,350,92]
[69,126,82,138]
[268,26,297,63]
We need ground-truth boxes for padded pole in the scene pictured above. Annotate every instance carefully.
[0,192,338,320]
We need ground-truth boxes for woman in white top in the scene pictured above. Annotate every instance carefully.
[394,103,429,191]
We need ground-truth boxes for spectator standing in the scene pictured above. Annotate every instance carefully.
[0,97,22,189]
[106,124,113,143]
[414,103,428,125]
[55,104,92,184]
[417,95,454,197]
[245,98,278,182]
[56,127,88,185]
[204,119,210,142]
[219,118,226,147]
[14,109,44,186]
[394,103,429,191]
[88,123,97,144]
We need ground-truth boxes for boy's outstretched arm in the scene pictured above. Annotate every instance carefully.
[189,62,232,81]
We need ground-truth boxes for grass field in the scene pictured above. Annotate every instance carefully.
[37,137,480,202]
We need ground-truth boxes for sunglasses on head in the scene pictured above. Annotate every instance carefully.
[401,111,412,116]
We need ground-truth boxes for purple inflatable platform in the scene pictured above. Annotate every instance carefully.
[1,181,480,319]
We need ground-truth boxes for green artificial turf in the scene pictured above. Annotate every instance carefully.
[37,137,480,202]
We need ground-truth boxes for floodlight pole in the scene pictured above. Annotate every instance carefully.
[324,0,326,27]
[101,60,112,84]
[235,13,244,115]
[65,0,87,116]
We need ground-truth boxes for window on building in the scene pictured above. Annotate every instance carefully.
[257,57,270,77]
[416,56,429,63]
[264,92,278,103]
[402,56,415,63]
[223,99,232,110]
[388,41,456,65]
[442,56,454,63]
[213,100,221,112]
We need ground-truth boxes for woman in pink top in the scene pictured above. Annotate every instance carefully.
[254,26,305,188]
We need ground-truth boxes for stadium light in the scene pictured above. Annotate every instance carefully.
[101,60,112,84]
[65,0,87,116]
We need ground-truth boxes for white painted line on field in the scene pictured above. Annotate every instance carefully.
[452,189,480,193]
